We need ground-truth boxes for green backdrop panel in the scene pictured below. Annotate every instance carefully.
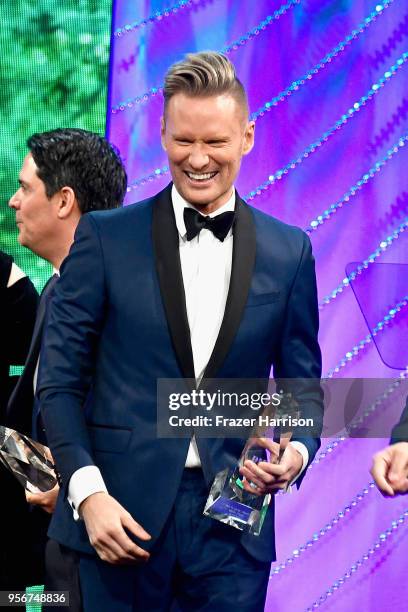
[0,0,113,292]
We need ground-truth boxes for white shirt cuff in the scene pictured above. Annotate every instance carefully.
[285,441,309,492]
[68,465,107,520]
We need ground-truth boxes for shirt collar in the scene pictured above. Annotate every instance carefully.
[171,184,236,240]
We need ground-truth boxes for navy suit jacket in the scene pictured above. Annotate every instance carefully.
[38,184,323,563]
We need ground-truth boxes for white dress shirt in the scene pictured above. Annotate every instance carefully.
[67,186,308,517]
[173,185,234,467]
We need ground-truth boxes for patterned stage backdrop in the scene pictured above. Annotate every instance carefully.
[107,1,408,610]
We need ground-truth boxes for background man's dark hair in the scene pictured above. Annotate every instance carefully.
[27,128,127,212]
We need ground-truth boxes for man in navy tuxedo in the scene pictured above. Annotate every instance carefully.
[38,52,323,611]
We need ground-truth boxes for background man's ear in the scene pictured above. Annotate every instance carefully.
[57,186,77,219]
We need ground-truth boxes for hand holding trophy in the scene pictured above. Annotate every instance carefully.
[204,391,300,535]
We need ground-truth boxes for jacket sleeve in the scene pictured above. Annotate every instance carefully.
[37,214,107,494]
[273,231,323,484]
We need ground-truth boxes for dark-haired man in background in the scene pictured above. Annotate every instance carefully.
[5,127,127,590]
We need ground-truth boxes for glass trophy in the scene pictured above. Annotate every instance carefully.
[0,426,57,493]
[204,392,300,536]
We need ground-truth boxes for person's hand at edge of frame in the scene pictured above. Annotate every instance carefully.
[371,442,408,497]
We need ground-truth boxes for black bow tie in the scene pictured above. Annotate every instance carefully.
[183,208,235,242]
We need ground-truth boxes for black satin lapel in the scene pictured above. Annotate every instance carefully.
[152,185,195,381]
[202,194,256,380]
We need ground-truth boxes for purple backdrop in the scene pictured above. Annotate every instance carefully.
[107,1,408,609]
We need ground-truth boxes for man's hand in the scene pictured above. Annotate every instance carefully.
[371,442,408,497]
[79,492,151,565]
[26,483,59,514]
[239,438,303,496]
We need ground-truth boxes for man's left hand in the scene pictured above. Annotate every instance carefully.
[26,483,59,514]
[239,438,303,496]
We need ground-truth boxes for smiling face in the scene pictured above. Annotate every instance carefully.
[161,93,255,213]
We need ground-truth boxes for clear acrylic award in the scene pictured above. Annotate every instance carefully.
[204,392,300,535]
[0,426,57,493]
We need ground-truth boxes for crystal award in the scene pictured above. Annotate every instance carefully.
[204,392,300,535]
[0,426,57,493]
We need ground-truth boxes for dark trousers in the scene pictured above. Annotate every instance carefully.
[1,465,49,590]
[45,540,82,612]
[47,469,271,612]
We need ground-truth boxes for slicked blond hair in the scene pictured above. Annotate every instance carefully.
[163,51,249,118]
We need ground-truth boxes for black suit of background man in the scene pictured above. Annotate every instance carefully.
[0,249,39,589]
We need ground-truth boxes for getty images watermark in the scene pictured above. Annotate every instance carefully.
[157,378,408,439]
[167,388,313,430]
